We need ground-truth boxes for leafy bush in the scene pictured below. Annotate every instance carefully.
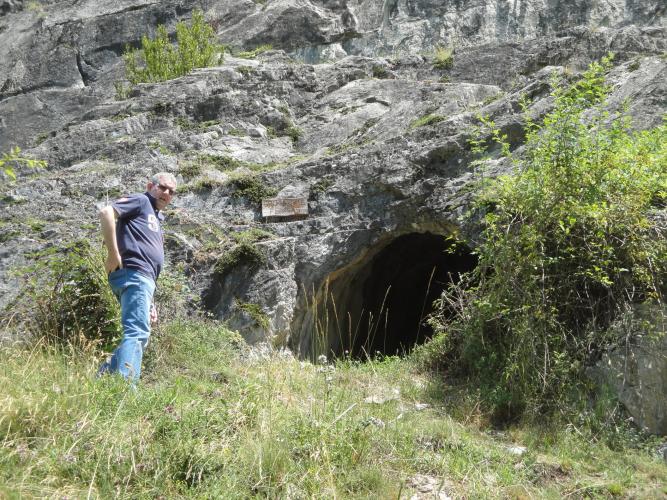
[230,175,279,203]
[423,56,667,420]
[214,242,266,277]
[432,45,453,70]
[1,147,46,180]
[13,240,121,348]
[124,10,222,84]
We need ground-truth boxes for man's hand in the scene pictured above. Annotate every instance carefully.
[105,251,122,274]
[150,303,158,324]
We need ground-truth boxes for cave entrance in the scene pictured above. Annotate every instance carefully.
[307,232,477,359]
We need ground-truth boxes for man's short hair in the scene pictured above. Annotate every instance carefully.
[151,172,177,186]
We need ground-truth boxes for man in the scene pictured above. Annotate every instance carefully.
[98,172,177,381]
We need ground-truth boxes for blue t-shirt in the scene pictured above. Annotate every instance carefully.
[112,192,165,282]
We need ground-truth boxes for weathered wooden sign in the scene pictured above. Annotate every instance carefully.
[261,197,308,219]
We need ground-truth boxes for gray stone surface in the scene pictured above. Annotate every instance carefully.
[590,305,667,435]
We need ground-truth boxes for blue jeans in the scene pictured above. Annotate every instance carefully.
[98,268,155,382]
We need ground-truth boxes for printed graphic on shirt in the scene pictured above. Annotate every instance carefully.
[147,214,159,232]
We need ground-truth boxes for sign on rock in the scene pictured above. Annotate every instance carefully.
[262,197,308,219]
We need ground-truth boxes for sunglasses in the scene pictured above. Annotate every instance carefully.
[155,183,177,195]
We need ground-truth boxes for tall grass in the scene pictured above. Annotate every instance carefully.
[2,318,664,498]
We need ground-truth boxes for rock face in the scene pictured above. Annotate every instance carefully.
[590,305,667,436]
[0,1,665,430]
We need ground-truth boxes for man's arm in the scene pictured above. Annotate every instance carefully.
[100,205,122,273]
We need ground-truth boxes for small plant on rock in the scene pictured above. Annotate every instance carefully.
[235,299,270,330]
[1,146,46,181]
[432,45,454,70]
[214,242,266,277]
[409,114,445,129]
[230,175,279,204]
[123,10,223,84]
[237,44,273,59]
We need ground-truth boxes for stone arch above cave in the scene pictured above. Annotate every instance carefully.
[294,231,477,360]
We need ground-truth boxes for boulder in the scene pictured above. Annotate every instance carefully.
[590,304,667,435]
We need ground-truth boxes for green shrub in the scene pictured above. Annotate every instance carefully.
[12,240,121,348]
[113,80,132,100]
[285,125,302,143]
[234,300,270,330]
[423,55,667,420]
[214,242,266,277]
[230,175,279,204]
[432,45,453,70]
[178,160,203,178]
[372,65,388,78]
[124,10,222,84]
[1,146,46,180]
[236,65,254,76]
[199,154,257,172]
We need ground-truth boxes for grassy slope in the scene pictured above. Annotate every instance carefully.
[1,320,665,498]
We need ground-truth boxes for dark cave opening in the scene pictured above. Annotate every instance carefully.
[311,232,477,359]
[351,233,476,357]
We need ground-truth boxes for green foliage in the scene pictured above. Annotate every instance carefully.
[372,65,389,78]
[285,124,302,143]
[143,319,246,380]
[178,155,287,193]
[310,178,334,197]
[236,65,254,76]
[214,242,266,277]
[123,10,222,84]
[24,217,45,233]
[113,80,132,100]
[174,116,219,131]
[432,45,454,70]
[199,153,262,172]
[423,56,667,420]
[230,227,274,245]
[227,128,246,137]
[1,335,664,498]
[235,299,270,329]
[26,1,45,17]
[237,44,273,59]
[11,240,121,348]
[178,160,202,178]
[269,104,302,143]
[96,185,124,200]
[410,114,445,129]
[182,176,226,192]
[153,263,197,323]
[230,175,279,203]
[35,132,49,145]
[1,147,46,181]
[148,140,170,155]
